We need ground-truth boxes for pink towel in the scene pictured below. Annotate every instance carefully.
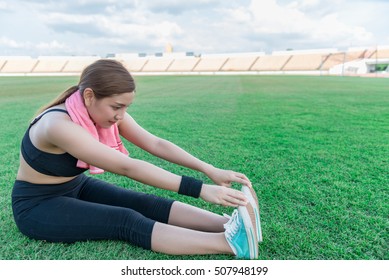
[65,90,129,174]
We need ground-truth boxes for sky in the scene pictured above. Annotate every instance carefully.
[0,0,388,57]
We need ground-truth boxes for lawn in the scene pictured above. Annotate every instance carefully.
[0,75,387,260]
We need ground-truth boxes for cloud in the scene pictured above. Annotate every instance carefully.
[0,36,26,49]
[0,1,10,10]
[35,40,69,52]
[19,0,136,14]
[0,0,387,56]
[44,13,110,37]
[0,36,70,55]
[41,8,184,53]
[139,0,225,15]
[219,0,375,51]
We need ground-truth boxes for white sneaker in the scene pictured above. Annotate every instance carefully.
[241,185,263,242]
[224,209,258,259]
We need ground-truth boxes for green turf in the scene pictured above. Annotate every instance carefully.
[0,75,388,260]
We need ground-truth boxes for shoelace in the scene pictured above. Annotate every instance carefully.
[224,209,240,239]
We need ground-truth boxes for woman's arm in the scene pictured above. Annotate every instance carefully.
[45,116,181,191]
[119,113,252,187]
[45,117,247,207]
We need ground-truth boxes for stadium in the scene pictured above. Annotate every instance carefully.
[1,45,389,76]
[0,34,388,272]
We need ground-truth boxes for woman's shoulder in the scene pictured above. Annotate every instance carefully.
[34,104,71,131]
[40,104,69,119]
[45,104,68,114]
[28,104,73,153]
[51,104,67,110]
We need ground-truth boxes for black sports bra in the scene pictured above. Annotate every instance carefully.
[21,109,87,177]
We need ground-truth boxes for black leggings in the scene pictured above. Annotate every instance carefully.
[11,174,174,250]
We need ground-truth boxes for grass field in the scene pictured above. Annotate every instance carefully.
[0,75,388,260]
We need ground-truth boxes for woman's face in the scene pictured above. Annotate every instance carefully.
[86,90,135,128]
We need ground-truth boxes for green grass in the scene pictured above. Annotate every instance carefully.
[0,75,388,260]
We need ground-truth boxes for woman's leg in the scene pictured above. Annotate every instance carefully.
[168,201,229,232]
[14,195,155,248]
[152,202,237,255]
[151,222,234,255]
[79,177,229,232]
[12,179,243,257]
[78,178,234,255]
[78,177,174,224]
[16,195,234,256]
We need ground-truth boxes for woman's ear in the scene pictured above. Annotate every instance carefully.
[83,88,94,107]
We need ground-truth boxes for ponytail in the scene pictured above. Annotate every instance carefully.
[35,85,79,116]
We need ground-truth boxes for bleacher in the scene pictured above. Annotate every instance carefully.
[371,47,389,59]
[251,54,291,71]
[167,57,200,72]
[32,56,68,73]
[0,56,38,73]
[118,57,148,72]
[344,49,367,61]
[1,46,389,76]
[320,53,346,71]
[141,57,174,72]
[0,58,7,71]
[282,52,330,71]
[192,55,228,72]
[220,53,262,71]
[61,56,101,73]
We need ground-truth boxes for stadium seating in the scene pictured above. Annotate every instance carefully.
[321,49,380,70]
[61,56,101,73]
[0,46,388,75]
[251,55,291,71]
[320,53,346,70]
[344,49,366,61]
[167,57,200,72]
[193,56,228,72]
[375,47,389,59]
[221,55,260,71]
[118,57,148,72]
[0,58,6,71]
[141,57,174,72]
[283,53,327,71]
[0,57,38,73]
[364,49,377,59]
[32,56,68,73]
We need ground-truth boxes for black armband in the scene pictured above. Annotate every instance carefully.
[178,176,203,198]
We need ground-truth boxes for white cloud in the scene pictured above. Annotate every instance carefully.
[0,1,9,10]
[224,7,252,23]
[36,40,68,51]
[0,36,26,48]
[0,0,387,56]
[41,8,183,52]
[219,0,376,51]
[249,0,309,33]
[0,36,71,55]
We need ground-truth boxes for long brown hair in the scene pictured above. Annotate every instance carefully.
[37,59,136,114]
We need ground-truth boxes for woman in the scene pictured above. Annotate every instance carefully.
[12,59,259,259]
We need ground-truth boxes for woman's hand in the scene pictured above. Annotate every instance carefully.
[204,165,252,188]
[200,184,248,207]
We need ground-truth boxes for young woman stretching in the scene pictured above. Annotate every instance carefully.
[12,59,259,259]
